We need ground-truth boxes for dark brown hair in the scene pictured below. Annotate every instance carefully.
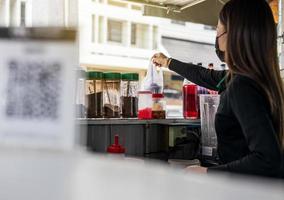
[220,0,284,148]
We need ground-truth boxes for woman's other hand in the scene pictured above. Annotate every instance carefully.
[184,165,208,174]
[152,53,171,68]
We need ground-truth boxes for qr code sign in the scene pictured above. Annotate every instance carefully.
[5,60,62,120]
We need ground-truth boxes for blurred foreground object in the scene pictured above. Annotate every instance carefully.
[0,148,283,200]
[0,27,77,150]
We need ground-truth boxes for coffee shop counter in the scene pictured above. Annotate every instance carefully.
[77,118,201,160]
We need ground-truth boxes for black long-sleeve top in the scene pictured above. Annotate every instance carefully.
[169,59,284,178]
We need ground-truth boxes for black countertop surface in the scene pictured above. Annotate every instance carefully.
[77,118,200,126]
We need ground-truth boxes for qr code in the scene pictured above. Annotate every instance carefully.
[5,60,62,120]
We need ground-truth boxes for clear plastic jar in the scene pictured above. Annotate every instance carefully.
[138,91,152,120]
[200,95,220,159]
[121,73,139,118]
[152,93,166,119]
[103,72,121,118]
[85,71,103,118]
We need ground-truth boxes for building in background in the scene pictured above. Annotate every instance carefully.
[0,0,227,116]
[79,0,222,72]
[0,0,77,27]
[79,0,159,77]
[79,0,223,115]
[2,0,283,115]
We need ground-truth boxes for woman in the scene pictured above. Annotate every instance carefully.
[153,0,284,178]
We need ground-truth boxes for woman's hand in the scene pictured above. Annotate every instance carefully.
[152,53,171,68]
[184,165,208,174]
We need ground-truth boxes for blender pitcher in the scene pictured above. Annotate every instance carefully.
[199,95,220,160]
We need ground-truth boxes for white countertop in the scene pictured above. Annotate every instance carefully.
[0,148,283,200]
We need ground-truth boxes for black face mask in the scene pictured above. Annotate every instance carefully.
[215,32,227,62]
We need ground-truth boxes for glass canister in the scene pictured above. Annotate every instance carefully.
[103,72,121,118]
[138,91,152,119]
[85,71,103,118]
[121,73,139,118]
[183,83,199,119]
[152,93,166,119]
[75,69,86,118]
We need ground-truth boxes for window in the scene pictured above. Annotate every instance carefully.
[152,26,158,50]
[131,23,137,45]
[98,16,104,43]
[130,23,150,48]
[10,0,26,27]
[107,20,123,43]
[92,15,96,43]
[131,5,142,11]
[171,20,185,26]
[107,0,127,7]
[20,1,26,26]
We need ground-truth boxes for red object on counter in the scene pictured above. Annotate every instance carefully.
[138,108,152,119]
[107,135,125,154]
[152,93,164,98]
[183,84,199,119]
[208,89,218,95]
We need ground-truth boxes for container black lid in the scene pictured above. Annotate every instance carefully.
[87,71,103,79]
